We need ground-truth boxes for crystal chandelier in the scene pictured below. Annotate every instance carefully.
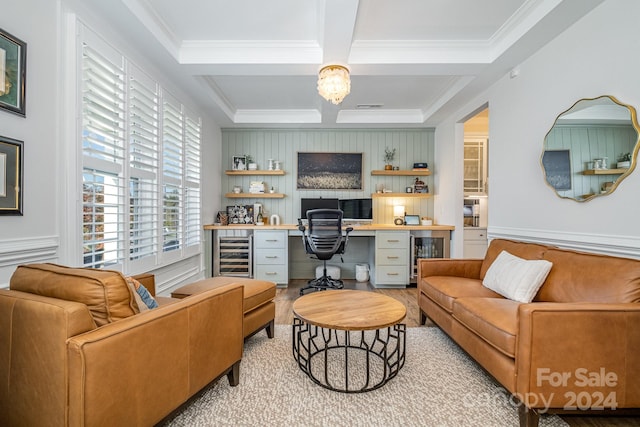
[317,65,351,105]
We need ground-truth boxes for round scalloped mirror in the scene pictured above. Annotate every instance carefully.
[541,95,640,202]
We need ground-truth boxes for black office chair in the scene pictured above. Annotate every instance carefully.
[298,209,353,296]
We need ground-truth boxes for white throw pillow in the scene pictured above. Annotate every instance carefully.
[482,250,553,303]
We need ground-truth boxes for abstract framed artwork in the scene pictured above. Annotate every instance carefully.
[0,28,26,117]
[0,135,23,215]
[297,152,363,190]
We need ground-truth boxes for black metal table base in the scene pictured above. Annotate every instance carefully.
[292,317,406,393]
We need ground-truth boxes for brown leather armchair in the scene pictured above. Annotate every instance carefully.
[0,264,244,427]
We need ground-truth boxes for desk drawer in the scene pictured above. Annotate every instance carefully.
[255,249,286,265]
[375,265,408,284]
[376,248,408,265]
[255,264,288,283]
[254,230,287,248]
[376,231,409,249]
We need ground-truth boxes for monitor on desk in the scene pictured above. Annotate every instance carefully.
[339,198,373,223]
[300,198,339,219]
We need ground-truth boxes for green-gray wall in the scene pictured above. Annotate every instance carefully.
[220,129,435,225]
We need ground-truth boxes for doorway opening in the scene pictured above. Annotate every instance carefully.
[462,107,489,257]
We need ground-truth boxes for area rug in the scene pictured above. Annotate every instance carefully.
[164,326,567,427]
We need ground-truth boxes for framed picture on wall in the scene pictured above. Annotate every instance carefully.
[0,28,27,117]
[0,135,23,215]
[542,149,571,191]
[297,152,363,190]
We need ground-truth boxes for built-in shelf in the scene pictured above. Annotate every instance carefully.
[582,168,627,175]
[225,170,285,175]
[371,193,431,198]
[225,192,285,199]
[371,169,431,176]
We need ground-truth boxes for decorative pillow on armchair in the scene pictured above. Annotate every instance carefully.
[125,276,159,312]
[482,250,553,303]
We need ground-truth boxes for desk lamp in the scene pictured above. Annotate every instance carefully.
[393,205,405,225]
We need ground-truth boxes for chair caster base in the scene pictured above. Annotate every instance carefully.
[299,276,344,296]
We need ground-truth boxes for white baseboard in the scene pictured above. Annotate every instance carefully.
[488,227,640,259]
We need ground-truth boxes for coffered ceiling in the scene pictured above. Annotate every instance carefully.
[93,0,603,128]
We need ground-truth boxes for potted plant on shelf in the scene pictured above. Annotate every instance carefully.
[384,147,396,170]
[245,154,257,170]
[617,152,632,169]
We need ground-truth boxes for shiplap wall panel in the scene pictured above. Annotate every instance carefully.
[221,129,435,224]
[545,124,637,199]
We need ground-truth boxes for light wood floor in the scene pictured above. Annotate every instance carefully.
[275,280,640,427]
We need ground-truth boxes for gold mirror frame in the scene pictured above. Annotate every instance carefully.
[541,95,640,202]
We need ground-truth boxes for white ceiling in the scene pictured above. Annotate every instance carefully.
[92,0,604,128]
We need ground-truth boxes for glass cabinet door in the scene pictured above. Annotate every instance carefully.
[464,139,487,195]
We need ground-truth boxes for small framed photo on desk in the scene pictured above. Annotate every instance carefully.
[404,215,420,225]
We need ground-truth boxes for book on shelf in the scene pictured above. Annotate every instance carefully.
[249,181,266,193]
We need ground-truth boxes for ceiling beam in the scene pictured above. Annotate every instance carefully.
[319,0,359,65]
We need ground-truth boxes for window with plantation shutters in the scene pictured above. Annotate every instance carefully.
[79,26,202,272]
[81,42,126,269]
[129,67,159,264]
[184,114,201,249]
[162,98,183,253]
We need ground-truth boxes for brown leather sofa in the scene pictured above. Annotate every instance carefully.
[418,239,640,427]
[0,264,244,427]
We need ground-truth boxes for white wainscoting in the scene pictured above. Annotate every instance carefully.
[151,256,204,296]
[488,226,640,259]
[0,235,204,293]
[0,236,60,288]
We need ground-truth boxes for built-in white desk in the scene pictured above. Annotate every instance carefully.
[204,224,454,288]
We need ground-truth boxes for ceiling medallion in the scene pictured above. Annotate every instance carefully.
[317,65,351,105]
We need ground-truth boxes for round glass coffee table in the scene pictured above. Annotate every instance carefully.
[292,290,406,393]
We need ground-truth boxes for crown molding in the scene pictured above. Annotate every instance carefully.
[337,109,423,124]
[121,0,181,59]
[179,40,322,64]
[234,109,321,124]
[421,76,475,122]
[201,76,236,120]
[488,0,563,60]
[349,40,492,65]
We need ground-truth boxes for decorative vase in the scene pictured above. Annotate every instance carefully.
[384,164,393,170]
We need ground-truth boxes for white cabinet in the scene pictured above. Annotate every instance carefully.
[374,231,409,287]
[253,230,288,285]
[464,138,488,196]
[463,228,488,258]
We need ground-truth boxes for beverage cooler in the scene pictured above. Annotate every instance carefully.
[214,229,253,277]
[410,230,450,283]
